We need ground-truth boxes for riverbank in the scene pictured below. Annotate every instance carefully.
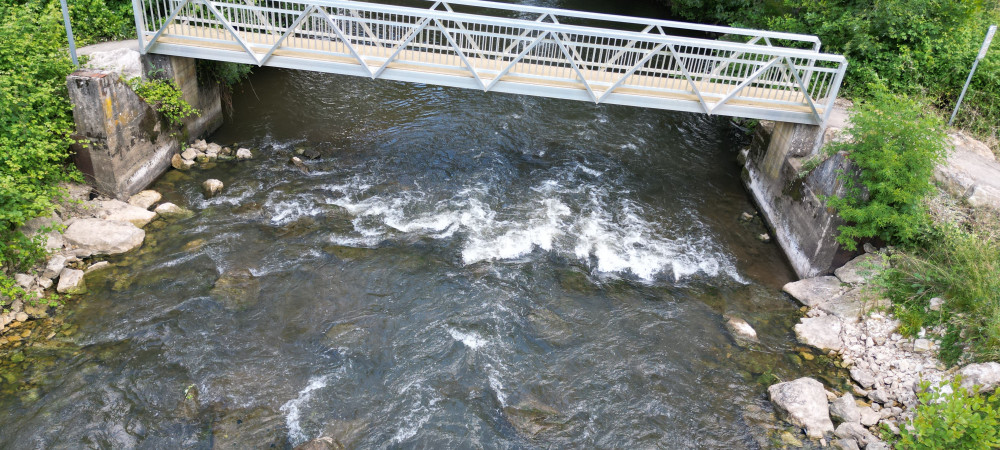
[0,141,253,348]
[761,123,1000,448]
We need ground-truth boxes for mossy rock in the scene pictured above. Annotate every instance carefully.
[210,269,261,310]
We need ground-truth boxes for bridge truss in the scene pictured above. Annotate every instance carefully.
[132,0,847,125]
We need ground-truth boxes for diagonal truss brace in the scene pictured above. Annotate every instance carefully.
[706,56,780,114]
[665,43,711,113]
[372,8,438,78]
[200,0,262,65]
[317,7,375,77]
[257,5,317,66]
[433,18,487,90]
[485,30,550,91]
[143,0,192,54]
[596,42,666,103]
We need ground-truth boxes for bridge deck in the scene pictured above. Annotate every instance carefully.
[134,0,846,125]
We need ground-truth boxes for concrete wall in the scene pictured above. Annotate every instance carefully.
[741,119,859,279]
[67,55,222,200]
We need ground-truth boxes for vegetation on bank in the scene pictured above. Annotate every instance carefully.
[893,380,1000,449]
[0,0,249,310]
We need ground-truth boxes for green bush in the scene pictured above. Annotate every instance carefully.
[824,89,949,251]
[897,380,1000,449]
[126,76,199,126]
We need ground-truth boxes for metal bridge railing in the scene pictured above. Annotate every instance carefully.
[132,0,847,125]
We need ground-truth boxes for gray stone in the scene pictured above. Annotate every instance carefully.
[13,273,34,290]
[128,190,162,209]
[724,315,759,343]
[866,441,891,450]
[929,296,945,311]
[24,303,48,319]
[850,367,876,390]
[43,254,68,279]
[171,153,192,170]
[835,422,877,447]
[868,389,890,404]
[832,438,860,450]
[835,253,885,284]
[154,202,194,220]
[37,277,53,289]
[11,299,23,313]
[959,362,1000,393]
[56,268,87,295]
[236,148,253,160]
[829,394,861,424]
[858,406,880,427]
[63,219,145,256]
[101,199,157,228]
[794,315,843,351]
[14,312,28,322]
[783,276,844,308]
[291,156,310,173]
[203,179,224,198]
[181,148,197,160]
[816,287,881,320]
[768,377,835,439]
[207,143,222,154]
[912,339,933,353]
[191,139,208,151]
[934,132,1000,211]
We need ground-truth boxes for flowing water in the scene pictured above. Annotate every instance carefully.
[0,2,850,447]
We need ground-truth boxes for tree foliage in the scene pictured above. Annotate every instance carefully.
[825,89,948,250]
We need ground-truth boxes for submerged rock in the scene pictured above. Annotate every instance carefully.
[211,407,287,449]
[503,398,567,437]
[724,315,759,344]
[202,179,225,198]
[210,269,261,310]
[63,219,144,256]
[768,377,835,439]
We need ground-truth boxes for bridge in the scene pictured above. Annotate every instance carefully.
[132,0,847,126]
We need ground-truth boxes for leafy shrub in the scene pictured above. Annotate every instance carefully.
[126,76,199,126]
[824,89,948,251]
[897,380,1000,449]
[0,0,82,307]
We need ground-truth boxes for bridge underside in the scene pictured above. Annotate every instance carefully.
[135,0,847,125]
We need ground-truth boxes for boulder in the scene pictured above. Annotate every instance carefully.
[128,190,162,209]
[834,422,877,448]
[783,276,845,308]
[85,261,111,273]
[724,315,759,343]
[56,268,87,295]
[829,394,861,424]
[768,377,835,439]
[912,339,934,353]
[929,296,945,311]
[63,219,144,256]
[934,133,1000,211]
[14,312,28,322]
[203,179,225,198]
[154,202,194,220]
[959,362,1000,393]
[207,143,222,154]
[866,441,891,450]
[43,254,68,279]
[833,438,860,450]
[291,156,310,173]
[236,148,253,160]
[835,253,885,284]
[101,199,157,227]
[794,315,843,352]
[37,277,53,290]
[181,148,197,160]
[191,139,208,151]
[171,153,193,170]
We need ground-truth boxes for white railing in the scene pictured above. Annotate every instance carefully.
[133,0,847,125]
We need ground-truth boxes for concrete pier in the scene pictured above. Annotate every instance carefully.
[67,50,221,199]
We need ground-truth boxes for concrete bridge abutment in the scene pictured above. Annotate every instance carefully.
[67,52,222,200]
[741,108,858,279]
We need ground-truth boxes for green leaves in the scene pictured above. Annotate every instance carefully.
[898,380,1000,449]
[825,89,948,251]
[126,76,200,126]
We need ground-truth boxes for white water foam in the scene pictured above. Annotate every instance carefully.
[447,327,488,350]
[280,374,331,446]
[271,161,743,282]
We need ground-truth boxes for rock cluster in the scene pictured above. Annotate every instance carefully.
[172,139,253,170]
[0,184,194,336]
[771,250,1000,448]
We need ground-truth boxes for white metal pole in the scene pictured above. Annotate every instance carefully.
[60,0,79,65]
[949,24,996,126]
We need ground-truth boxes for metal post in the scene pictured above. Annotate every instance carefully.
[59,0,78,65]
[949,25,996,126]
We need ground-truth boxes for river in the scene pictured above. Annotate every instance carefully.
[0,1,841,447]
